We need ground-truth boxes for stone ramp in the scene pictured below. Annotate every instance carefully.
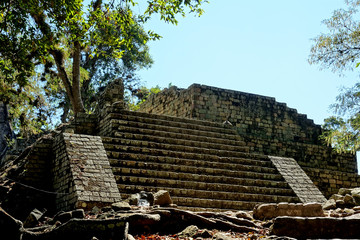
[100,109,325,211]
[269,156,326,203]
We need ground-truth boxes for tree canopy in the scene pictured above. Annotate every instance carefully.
[0,0,207,136]
[309,0,360,152]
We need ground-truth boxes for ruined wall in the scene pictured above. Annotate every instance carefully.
[139,84,357,174]
[243,135,356,173]
[140,84,321,144]
[304,167,360,198]
[22,135,55,190]
[69,113,98,135]
[52,133,121,211]
[140,86,195,118]
[1,134,56,220]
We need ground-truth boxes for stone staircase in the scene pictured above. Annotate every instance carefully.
[101,110,301,211]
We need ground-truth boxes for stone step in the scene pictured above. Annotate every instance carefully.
[112,125,244,147]
[108,157,284,182]
[102,138,270,165]
[112,132,247,152]
[110,112,239,135]
[107,151,277,174]
[116,176,295,198]
[117,184,299,203]
[110,119,242,141]
[103,137,249,158]
[109,110,232,130]
[113,168,293,194]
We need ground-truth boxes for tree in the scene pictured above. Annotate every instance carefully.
[309,0,360,152]
[0,0,207,118]
[47,17,154,123]
[309,0,360,73]
[0,60,55,137]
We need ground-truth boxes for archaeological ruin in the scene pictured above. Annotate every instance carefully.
[1,79,360,219]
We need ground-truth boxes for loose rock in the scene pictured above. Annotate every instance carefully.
[153,190,172,206]
[344,194,356,207]
[213,232,236,240]
[234,210,253,220]
[23,208,45,228]
[177,225,199,238]
[72,209,85,219]
[338,188,352,196]
[323,198,336,210]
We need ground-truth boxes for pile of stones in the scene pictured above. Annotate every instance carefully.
[323,187,360,210]
[0,190,266,240]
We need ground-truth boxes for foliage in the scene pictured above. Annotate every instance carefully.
[50,16,154,123]
[321,83,360,153]
[309,0,360,152]
[128,85,162,111]
[0,62,54,137]
[0,0,207,136]
[309,0,360,74]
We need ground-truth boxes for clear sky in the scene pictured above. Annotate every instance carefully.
[135,0,359,126]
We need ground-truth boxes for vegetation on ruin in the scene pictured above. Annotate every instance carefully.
[0,0,207,137]
[309,0,360,153]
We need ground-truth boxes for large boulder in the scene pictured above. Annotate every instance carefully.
[153,190,172,206]
[253,203,324,220]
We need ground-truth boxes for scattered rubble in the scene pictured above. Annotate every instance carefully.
[5,187,360,239]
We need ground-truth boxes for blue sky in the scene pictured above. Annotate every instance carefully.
[135,0,359,125]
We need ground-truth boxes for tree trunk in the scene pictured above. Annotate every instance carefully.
[51,50,85,116]
[60,99,70,123]
[71,41,85,115]
[31,11,86,116]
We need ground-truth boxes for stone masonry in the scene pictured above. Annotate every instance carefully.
[52,133,121,211]
[2,80,357,213]
[139,84,359,197]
